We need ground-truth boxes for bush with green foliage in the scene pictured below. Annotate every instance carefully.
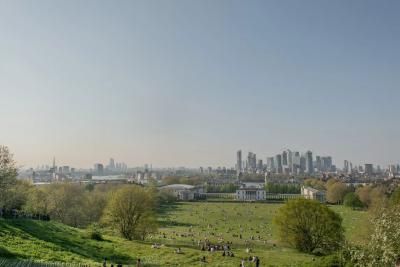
[344,192,364,209]
[274,198,344,255]
[86,223,103,241]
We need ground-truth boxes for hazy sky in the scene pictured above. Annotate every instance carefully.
[0,0,399,169]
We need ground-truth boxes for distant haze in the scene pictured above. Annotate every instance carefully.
[1,0,399,168]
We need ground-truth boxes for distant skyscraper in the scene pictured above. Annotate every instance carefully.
[267,157,275,172]
[344,160,349,173]
[247,152,257,172]
[282,151,288,166]
[315,156,321,172]
[275,154,283,174]
[300,155,306,173]
[109,158,115,170]
[287,150,293,172]
[321,156,332,172]
[306,151,313,174]
[94,163,104,175]
[364,164,373,175]
[236,150,242,174]
[257,159,263,172]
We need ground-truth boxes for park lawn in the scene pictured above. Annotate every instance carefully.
[152,202,369,266]
[0,202,369,266]
[330,205,370,245]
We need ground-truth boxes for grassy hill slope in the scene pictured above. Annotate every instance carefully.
[0,203,369,267]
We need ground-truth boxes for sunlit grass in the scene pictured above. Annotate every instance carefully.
[0,202,368,266]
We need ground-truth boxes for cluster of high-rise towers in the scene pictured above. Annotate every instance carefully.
[236,150,334,175]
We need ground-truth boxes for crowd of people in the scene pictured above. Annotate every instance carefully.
[102,258,142,267]
[0,207,50,221]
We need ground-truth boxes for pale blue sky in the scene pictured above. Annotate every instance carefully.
[0,0,399,168]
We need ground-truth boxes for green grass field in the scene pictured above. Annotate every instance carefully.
[0,202,369,266]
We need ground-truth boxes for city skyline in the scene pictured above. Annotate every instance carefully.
[1,0,400,168]
[20,147,398,171]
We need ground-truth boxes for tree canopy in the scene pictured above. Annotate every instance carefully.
[103,185,157,240]
[326,181,349,204]
[274,198,344,255]
[343,192,364,209]
[0,145,18,208]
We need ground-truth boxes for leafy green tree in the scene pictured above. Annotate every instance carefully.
[46,183,86,227]
[134,214,158,240]
[343,192,364,209]
[24,186,50,215]
[326,181,349,204]
[0,146,18,208]
[274,198,344,255]
[104,186,157,240]
[83,189,108,224]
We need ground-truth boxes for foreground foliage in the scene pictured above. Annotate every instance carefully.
[103,186,157,240]
[274,199,344,255]
[350,205,400,266]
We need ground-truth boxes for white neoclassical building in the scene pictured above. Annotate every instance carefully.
[236,182,266,201]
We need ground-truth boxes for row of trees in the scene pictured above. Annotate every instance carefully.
[304,178,388,209]
[0,145,162,241]
[264,182,301,194]
[20,183,160,241]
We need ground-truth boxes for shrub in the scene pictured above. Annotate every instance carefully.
[343,192,364,209]
[86,223,103,241]
[274,198,344,255]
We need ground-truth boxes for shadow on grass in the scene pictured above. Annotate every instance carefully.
[157,203,182,216]
[4,219,135,265]
[0,246,16,258]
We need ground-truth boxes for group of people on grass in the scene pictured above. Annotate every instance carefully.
[0,206,50,221]
[102,258,142,267]
[241,256,260,267]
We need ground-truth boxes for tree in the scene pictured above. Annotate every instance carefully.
[343,192,364,209]
[326,181,349,204]
[24,186,50,215]
[83,189,108,224]
[274,198,344,255]
[350,205,400,266]
[356,185,388,214]
[134,214,158,240]
[0,146,18,208]
[46,183,86,227]
[304,178,326,190]
[104,186,156,240]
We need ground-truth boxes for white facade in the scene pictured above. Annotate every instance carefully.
[301,186,326,203]
[236,189,266,201]
[160,184,203,201]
